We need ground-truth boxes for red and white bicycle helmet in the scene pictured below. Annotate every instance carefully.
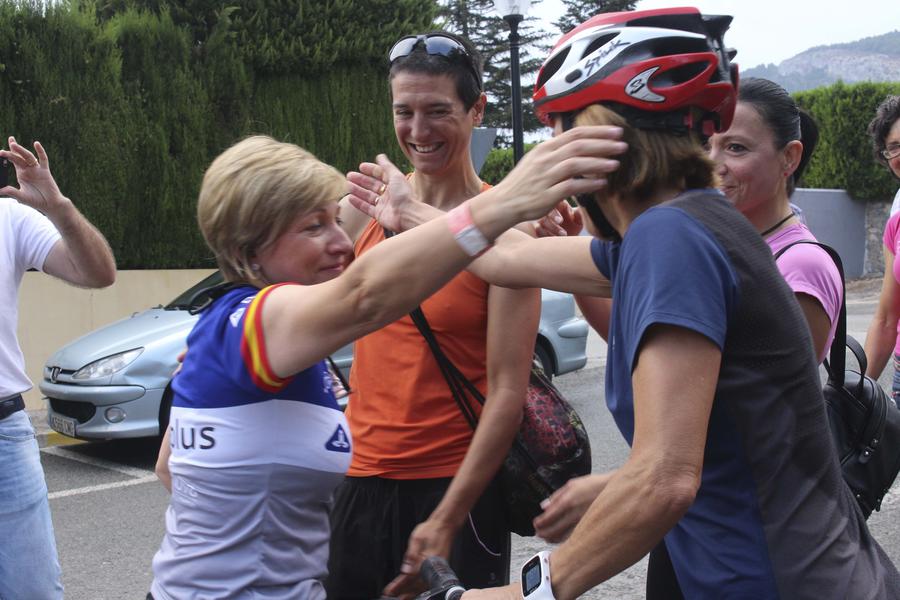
[533,7,738,136]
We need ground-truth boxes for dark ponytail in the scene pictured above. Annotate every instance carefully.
[794,109,819,193]
[738,77,818,196]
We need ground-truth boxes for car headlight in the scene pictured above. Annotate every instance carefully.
[73,348,144,380]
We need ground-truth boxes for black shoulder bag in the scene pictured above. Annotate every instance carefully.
[776,241,900,518]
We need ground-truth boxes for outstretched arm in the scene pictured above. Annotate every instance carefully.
[262,126,624,379]
[0,137,115,288]
[346,167,612,297]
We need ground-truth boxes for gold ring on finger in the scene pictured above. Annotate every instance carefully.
[378,183,387,195]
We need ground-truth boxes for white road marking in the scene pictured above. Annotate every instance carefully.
[42,445,159,499]
[42,445,153,479]
[48,475,158,500]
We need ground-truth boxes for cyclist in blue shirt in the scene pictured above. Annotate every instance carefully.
[347,8,900,600]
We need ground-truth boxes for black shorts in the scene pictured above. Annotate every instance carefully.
[646,540,685,600]
[326,475,510,599]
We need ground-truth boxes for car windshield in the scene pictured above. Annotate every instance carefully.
[165,272,225,310]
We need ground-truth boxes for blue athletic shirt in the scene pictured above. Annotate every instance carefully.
[151,284,351,600]
[589,190,899,599]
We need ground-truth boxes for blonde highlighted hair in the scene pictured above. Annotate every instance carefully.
[197,136,346,284]
[574,105,717,202]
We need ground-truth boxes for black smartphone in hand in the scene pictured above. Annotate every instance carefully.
[0,156,8,188]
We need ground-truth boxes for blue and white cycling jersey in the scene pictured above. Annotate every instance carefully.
[151,284,351,600]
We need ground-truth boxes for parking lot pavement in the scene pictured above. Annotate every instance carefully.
[34,274,899,598]
[41,437,168,599]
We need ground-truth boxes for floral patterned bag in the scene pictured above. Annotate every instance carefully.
[407,304,592,536]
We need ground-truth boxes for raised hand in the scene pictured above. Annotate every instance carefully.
[0,137,67,216]
[491,126,626,223]
[346,155,417,233]
[533,473,612,543]
[533,200,585,238]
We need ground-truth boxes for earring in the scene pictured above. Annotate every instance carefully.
[250,263,260,271]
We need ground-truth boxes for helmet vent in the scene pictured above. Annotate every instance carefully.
[535,47,571,91]
[582,33,621,61]
[658,62,709,87]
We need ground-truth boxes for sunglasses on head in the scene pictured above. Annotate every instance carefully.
[388,34,481,90]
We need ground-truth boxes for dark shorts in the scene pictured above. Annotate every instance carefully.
[326,475,510,598]
[646,540,685,600]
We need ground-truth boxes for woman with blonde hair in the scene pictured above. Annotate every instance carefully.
[147,131,621,600]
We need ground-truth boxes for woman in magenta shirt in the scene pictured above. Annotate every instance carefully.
[864,95,900,393]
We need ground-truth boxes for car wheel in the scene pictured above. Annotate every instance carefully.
[533,342,554,380]
[158,383,173,437]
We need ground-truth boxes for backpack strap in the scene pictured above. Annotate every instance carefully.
[773,240,849,389]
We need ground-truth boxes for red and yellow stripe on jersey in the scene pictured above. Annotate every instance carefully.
[240,284,294,392]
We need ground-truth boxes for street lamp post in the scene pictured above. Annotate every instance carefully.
[494,0,529,164]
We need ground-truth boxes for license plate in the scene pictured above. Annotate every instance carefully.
[49,413,76,437]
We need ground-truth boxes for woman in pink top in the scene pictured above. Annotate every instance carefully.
[863,95,900,394]
[707,78,842,362]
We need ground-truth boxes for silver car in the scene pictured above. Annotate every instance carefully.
[42,272,588,440]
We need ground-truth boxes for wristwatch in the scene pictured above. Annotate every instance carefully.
[521,550,556,599]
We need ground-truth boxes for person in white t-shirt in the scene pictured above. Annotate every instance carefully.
[0,136,116,599]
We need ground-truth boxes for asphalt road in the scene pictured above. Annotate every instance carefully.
[40,280,900,598]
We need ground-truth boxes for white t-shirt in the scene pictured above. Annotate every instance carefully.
[0,199,61,398]
[890,188,900,216]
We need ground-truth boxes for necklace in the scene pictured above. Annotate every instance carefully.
[760,213,794,237]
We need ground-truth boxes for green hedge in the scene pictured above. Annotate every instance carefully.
[0,0,434,268]
[481,82,900,203]
[479,143,537,185]
[795,81,900,201]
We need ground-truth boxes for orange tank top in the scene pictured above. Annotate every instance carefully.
[346,214,491,479]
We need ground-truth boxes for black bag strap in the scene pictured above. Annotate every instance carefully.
[326,356,350,394]
[773,240,851,389]
[383,226,547,477]
[383,228,483,429]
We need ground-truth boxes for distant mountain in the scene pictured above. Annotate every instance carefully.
[740,31,900,92]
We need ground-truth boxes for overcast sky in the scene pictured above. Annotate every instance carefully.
[528,0,900,68]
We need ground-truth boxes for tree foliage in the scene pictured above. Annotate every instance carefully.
[437,0,550,143]
[795,81,900,201]
[0,0,434,268]
[479,142,536,184]
[554,0,635,34]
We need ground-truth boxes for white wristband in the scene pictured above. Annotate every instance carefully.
[446,201,492,257]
